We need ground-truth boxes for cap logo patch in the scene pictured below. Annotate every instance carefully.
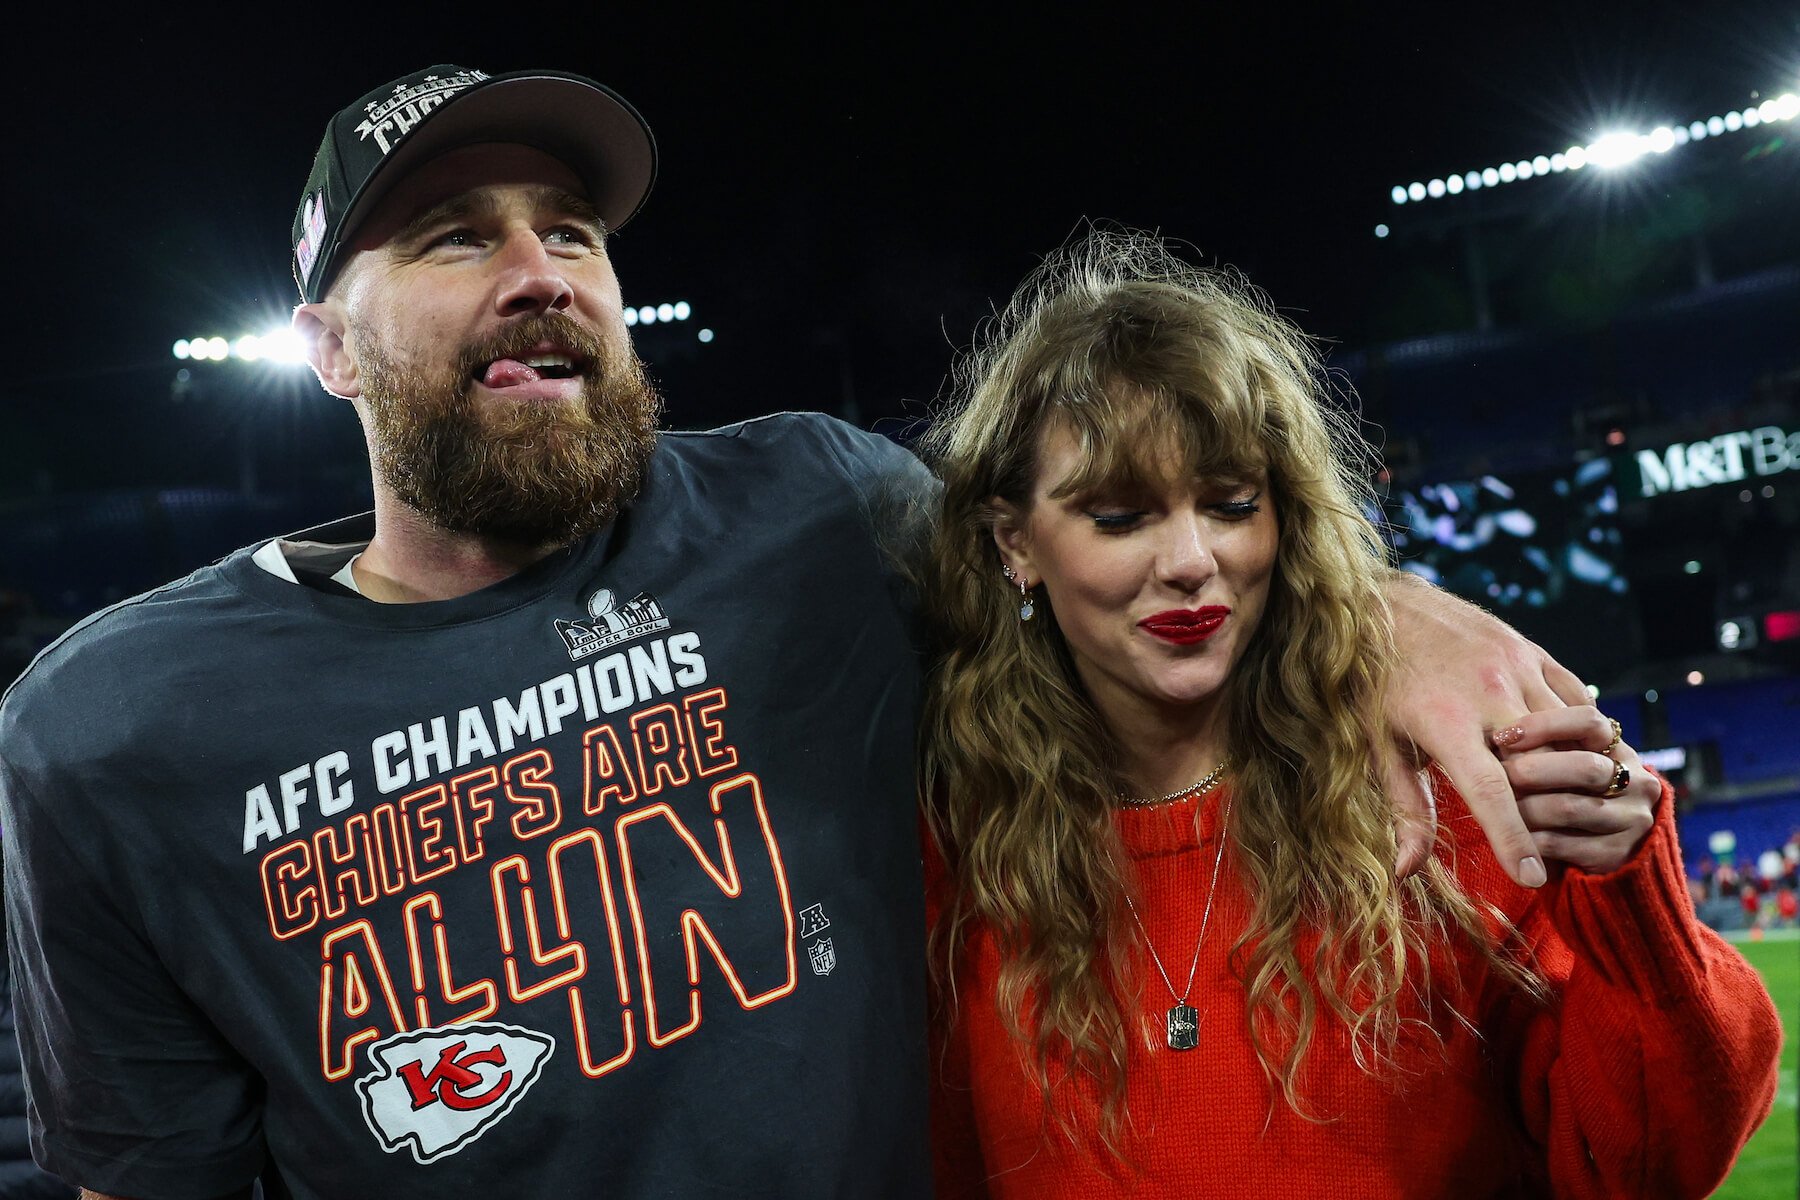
[353,69,490,155]
[294,190,329,284]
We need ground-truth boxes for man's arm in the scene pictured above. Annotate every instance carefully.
[1381,570,1592,887]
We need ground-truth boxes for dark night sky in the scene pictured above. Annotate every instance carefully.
[6,4,1798,456]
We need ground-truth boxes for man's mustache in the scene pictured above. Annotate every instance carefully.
[452,313,611,384]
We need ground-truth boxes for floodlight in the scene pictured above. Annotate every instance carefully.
[1776,93,1800,120]
[263,328,309,365]
[1427,178,1446,198]
[1647,126,1675,153]
[1482,167,1499,186]
[656,303,674,322]
[1407,182,1426,201]
[1374,224,1390,238]
[174,339,191,360]
[623,308,638,326]
[1707,115,1725,135]
[206,337,229,360]
[1724,110,1743,131]
[1689,120,1708,140]
[673,301,691,320]
[1464,171,1483,190]
[1742,106,1761,127]
[233,335,262,361]
[698,328,714,343]
[1391,185,1407,205]
[1531,155,1550,173]
[1498,162,1518,182]
[1565,145,1588,169]
[1587,131,1645,169]
[637,306,656,324]
[1514,159,1533,178]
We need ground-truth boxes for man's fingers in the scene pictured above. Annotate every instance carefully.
[1431,735,1546,888]
[1519,672,1572,715]
[1543,659,1592,707]
[1383,751,1437,879]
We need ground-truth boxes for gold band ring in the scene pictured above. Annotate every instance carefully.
[1601,760,1631,798]
[1603,717,1623,756]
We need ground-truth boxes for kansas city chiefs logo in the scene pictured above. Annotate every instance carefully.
[356,1023,555,1163]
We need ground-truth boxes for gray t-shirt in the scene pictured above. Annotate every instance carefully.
[0,413,934,1200]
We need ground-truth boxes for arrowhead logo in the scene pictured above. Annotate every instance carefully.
[356,1022,555,1164]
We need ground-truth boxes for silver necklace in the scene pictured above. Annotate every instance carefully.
[1122,781,1232,1052]
[1117,758,1232,807]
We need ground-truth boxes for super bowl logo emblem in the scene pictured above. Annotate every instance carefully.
[356,1023,555,1163]
[555,589,671,661]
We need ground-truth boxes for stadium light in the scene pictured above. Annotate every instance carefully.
[623,300,693,328]
[1388,87,1799,206]
[170,328,312,368]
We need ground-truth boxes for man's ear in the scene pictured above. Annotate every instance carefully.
[292,300,359,400]
[989,498,1037,587]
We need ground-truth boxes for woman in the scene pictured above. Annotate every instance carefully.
[920,230,1780,1197]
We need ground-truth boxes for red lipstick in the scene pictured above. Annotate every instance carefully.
[1138,606,1230,645]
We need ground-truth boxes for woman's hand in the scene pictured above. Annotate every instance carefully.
[1491,706,1659,876]
[1382,574,1592,886]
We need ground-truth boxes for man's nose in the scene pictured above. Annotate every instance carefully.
[493,233,574,316]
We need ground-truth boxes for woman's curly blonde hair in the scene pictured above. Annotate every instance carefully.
[919,229,1540,1145]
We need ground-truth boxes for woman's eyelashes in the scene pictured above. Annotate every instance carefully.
[1081,490,1262,532]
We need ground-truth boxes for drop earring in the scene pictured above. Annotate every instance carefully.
[1001,564,1034,621]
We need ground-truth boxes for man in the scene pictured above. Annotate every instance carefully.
[1,66,1587,1199]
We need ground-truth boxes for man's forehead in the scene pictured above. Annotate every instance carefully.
[353,143,593,248]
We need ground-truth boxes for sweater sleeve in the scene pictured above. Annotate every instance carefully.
[921,822,993,1198]
[1469,776,1782,1198]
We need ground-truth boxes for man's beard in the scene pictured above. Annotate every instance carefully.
[356,313,663,547]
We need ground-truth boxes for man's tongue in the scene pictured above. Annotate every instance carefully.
[482,358,542,388]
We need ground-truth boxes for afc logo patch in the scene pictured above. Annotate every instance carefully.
[355,1022,555,1163]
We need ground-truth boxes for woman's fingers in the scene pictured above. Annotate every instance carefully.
[1492,704,1618,755]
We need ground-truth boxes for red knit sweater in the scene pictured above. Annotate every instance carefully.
[930,779,1782,1198]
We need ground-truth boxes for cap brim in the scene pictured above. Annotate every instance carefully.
[328,72,655,282]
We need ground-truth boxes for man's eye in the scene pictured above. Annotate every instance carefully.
[544,226,600,247]
[428,229,479,249]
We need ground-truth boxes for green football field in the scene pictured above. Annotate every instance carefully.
[1713,930,1798,1199]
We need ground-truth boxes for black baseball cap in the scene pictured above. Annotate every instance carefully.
[292,65,656,303]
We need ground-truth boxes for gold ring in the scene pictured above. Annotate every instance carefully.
[1601,761,1630,798]
[1603,716,1623,756]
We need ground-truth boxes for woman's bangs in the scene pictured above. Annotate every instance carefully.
[1045,384,1268,502]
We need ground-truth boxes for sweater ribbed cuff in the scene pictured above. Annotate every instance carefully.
[1548,776,1709,1001]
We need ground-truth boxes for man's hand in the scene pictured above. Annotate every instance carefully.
[1383,572,1591,887]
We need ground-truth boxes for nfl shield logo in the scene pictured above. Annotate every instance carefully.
[808,938,836,976]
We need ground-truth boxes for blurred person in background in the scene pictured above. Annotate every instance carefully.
[922,230,1782,1197]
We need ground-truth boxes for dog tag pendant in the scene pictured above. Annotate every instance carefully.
[1166,1004,1200,1050]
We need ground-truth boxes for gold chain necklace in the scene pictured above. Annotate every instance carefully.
[1118,763,1231,1051]
[1116,758,1231,807]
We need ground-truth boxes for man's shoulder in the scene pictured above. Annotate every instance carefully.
[2,549,257,728]
[655,411,933,505]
